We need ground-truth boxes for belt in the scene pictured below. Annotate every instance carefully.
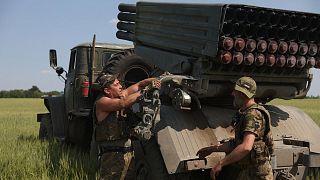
[237,159,269,170]
[99,146,133,155]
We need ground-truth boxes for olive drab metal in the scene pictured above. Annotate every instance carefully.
[37,42,134,148]
[37,2,320,180]
[116,2,320,179]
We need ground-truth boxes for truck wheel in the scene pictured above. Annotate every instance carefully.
[39,114,53,140]
[67,115,92,150]
[89,136,99,169]
[308,167,320,179]
[134,138,170,180]
[134,138,210,180]
[103,49,153,87]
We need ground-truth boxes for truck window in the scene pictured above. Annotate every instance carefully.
[69,50,77,72]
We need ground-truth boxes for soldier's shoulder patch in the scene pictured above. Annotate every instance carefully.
[243,110,263,135]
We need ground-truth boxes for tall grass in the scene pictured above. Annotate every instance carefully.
[0,99,97,180]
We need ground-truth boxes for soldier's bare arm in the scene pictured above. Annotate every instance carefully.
[97,92,141,113]
[95,92,141,122]
[211,132,255,177]
[124,78,159,95]
[196,142,232,159]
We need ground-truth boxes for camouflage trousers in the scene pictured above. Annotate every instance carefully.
[237,161,273,180]
[99,151,134,180]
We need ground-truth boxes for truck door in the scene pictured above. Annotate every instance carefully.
[64,50,77,114]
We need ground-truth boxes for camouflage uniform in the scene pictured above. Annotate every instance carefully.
[231,77,274,180]
[98,141,134,180]
[93,98,134,180]
[232,104,274,180]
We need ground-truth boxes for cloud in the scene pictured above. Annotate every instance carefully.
[109,18,118,25]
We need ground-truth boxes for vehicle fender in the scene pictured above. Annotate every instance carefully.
[265,105,320,154]
[43,96,67,138]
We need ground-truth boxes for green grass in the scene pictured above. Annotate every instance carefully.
[0,98,319,179]
[0,99,97,180]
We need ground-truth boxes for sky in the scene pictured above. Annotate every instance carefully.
[0,0,319,96]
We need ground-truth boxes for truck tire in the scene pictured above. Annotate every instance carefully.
[134,138,212,180]
[89,136,99,169]
[134,138,170,180]
[308,167,320,179]
[103,49,153,87]
[67,115,92,150]
[39,114,53,140]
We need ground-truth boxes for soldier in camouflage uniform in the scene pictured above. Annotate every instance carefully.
[197,76,274,180]
[94,73,160,180]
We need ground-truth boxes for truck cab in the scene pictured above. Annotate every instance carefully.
[63,43,133,116]
[38,42,133,148]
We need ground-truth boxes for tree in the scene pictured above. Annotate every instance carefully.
[28,86,41,93]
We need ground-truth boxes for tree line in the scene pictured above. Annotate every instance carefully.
[0,85,318,99]
[305,95,320,99]
[0,86,62,98]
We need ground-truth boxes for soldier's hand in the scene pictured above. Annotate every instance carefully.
[211,161,222,179]
[196,146,214,159]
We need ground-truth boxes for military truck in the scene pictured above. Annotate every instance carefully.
[114,2,320,179]
[38,1,320,179]
[36,39,154,148]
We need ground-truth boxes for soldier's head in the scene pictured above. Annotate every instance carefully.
[232,76,256,109]
[97,73,123,98]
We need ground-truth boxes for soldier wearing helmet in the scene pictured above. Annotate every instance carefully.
[93,73,160,180]
[197,76,274,180]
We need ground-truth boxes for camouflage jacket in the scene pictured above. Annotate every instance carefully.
[231,103,274,166]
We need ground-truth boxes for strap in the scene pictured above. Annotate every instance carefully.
[247,104,271,138]
[248,104,274,155]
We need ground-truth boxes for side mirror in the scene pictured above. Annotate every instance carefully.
[49,49,57,68]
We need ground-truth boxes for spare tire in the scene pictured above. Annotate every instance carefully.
[102,49,153,87]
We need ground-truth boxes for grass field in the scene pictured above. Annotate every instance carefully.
[0,98,319,179]
[0,99,97,180]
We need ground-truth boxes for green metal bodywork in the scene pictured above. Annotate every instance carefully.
[116,2,320,179]
[38,2,320,179]
[40,43,133,147]
[65,43,133,114]
[118,2,320,102]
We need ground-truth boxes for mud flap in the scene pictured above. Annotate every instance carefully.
[44,96,67,139]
